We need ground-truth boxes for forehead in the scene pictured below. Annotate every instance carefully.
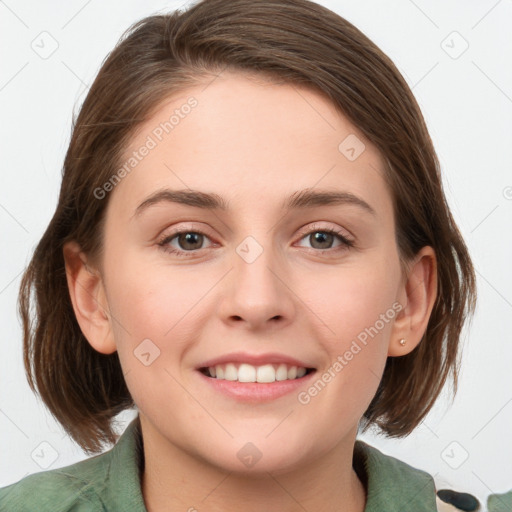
[109,71,392,220]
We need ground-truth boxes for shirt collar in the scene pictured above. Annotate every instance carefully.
[102,415,147,510]
[354,439,438,511]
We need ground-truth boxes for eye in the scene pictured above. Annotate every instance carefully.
[157,223,354,258]
[295,223,354,253]
[157,229,215,257]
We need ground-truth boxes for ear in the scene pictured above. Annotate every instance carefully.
[62,241,117,355]
[388,246,437,357]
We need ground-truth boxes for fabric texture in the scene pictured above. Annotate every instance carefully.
[0,415,440,511]
[487,489,512,512]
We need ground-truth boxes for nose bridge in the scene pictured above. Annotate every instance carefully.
[218,230,293,326]
[235,232,283,299]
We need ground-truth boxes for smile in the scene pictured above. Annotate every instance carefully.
[199,363,316,383]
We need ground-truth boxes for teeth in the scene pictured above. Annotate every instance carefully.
[275,364,288,381]
[238,363,256,382]
[257,364,275,383]
[204,363,310,383]
[225,363,238,381]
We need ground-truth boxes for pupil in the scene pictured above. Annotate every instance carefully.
[180,232,202,250]
[312,232,332,249]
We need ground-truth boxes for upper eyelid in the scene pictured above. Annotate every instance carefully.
[300,222,352,238]
[161,221,350,236]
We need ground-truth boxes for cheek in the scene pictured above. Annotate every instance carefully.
[105,244,206,332]
[104,248,221,375]
[304,260,398,401]
[103,261,201,414]
[308,260,399,343]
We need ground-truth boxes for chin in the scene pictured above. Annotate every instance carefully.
[202,437,311,476]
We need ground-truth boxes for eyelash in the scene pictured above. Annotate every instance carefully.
[157,223,355,258]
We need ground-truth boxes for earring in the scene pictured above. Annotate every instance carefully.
[399,338,406,346]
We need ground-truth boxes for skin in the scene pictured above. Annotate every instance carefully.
[64,71,437,512]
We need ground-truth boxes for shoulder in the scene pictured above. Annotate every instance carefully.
[0,449,111,512]
[355,441,483,512]
[0,416,146,512]
[355,440,437,511]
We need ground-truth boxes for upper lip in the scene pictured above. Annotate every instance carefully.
[196,352,315,369]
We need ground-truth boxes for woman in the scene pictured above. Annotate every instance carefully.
[0,0,477,510]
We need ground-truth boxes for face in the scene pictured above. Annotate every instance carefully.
[96,71,406,474]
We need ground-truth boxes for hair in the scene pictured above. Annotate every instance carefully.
[19,0,476,454]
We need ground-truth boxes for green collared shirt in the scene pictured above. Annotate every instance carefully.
[0,416,443,511]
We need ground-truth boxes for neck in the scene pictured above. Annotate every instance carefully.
[139,415,367,512]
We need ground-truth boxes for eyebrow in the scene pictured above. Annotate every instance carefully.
[132,187,376,219]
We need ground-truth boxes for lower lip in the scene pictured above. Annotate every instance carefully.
[196,369,317,403]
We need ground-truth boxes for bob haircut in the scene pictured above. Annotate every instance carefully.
[19,0,476,454]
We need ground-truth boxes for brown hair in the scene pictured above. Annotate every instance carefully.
[19,0,476,453]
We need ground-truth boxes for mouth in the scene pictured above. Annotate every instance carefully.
[198,363,317,383]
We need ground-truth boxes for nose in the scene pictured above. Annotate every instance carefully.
[216,236,295,331]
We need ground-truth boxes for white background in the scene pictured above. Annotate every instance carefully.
[1,0,511,508]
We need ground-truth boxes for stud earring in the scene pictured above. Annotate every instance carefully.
[399,338,406,346]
